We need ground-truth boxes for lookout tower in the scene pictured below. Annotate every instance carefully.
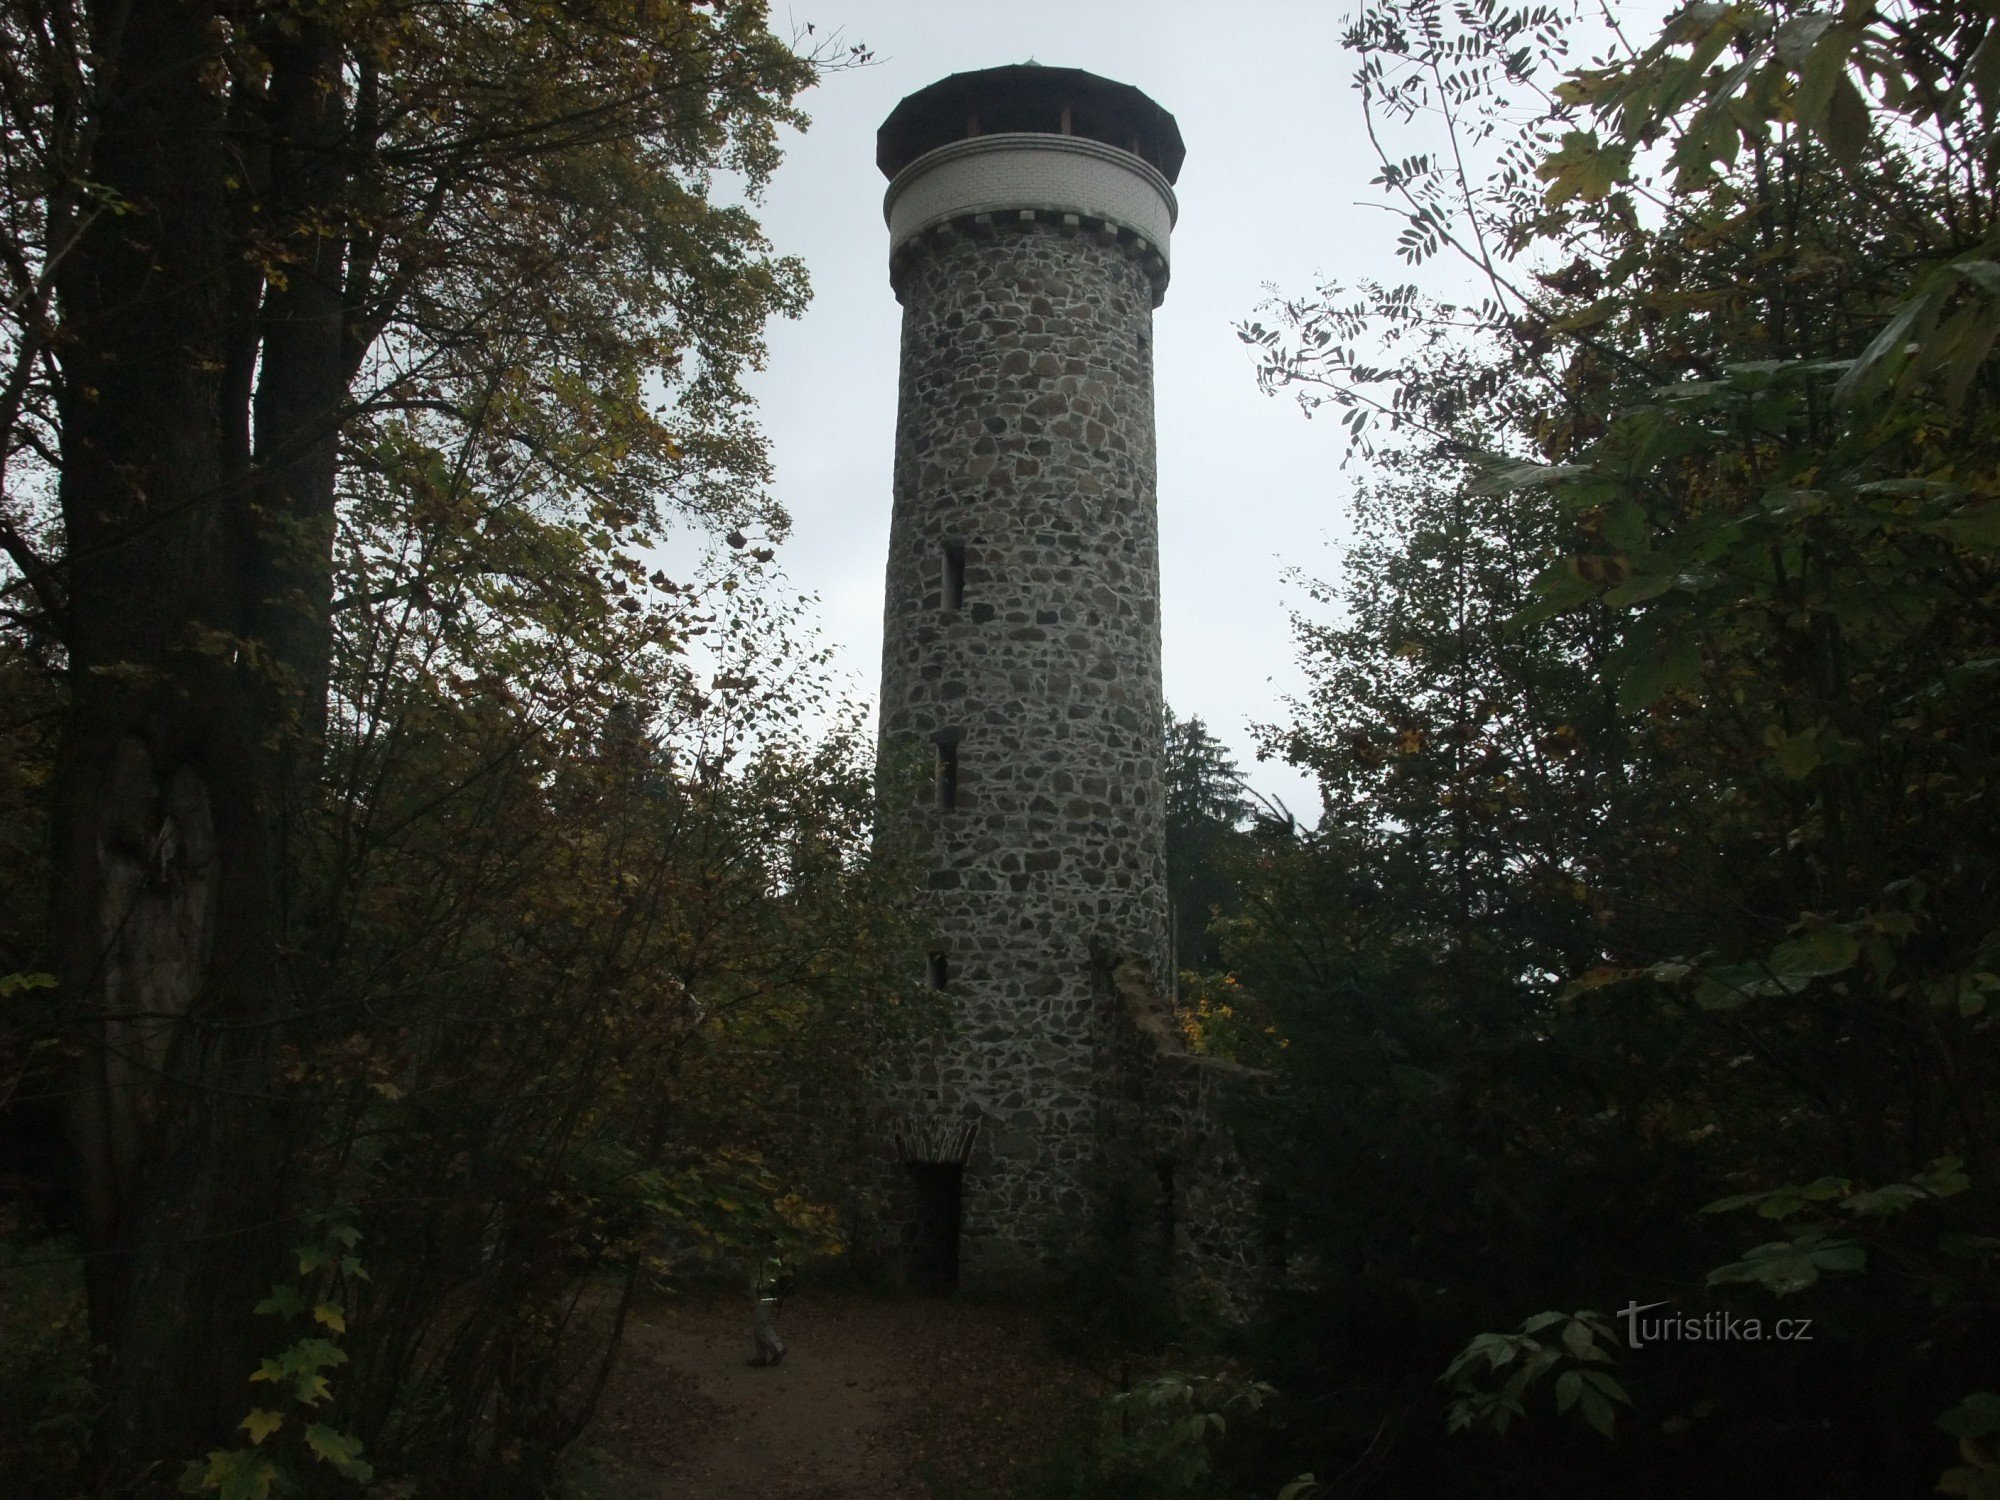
[873,65,1185,1288]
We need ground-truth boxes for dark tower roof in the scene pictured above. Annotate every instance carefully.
[877,64,1185,184]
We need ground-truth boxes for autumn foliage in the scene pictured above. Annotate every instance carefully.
[0,0,915,1493]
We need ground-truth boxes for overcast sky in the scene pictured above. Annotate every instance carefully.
[739,2,1479,819]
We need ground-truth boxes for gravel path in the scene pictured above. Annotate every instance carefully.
[579,1291,1094,1499]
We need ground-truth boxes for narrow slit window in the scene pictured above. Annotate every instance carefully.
[926,952,949,990]
[942,541,966,612]
[936,737,959,810]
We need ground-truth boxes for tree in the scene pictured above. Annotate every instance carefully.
[1269,442,1637,998]
[1232,1,2000,1494]
[0,0,868,1479]
[275,566,925,1494]
[1162,709,1253,976]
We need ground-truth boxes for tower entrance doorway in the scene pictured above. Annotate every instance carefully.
[906,1161,963,1293]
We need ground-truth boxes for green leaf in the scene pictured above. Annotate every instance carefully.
[1583,1370,1630,1405]
[1928,300,2000,411]
[1692,980,1753,1011]
[1444,1331,1521,1380]
[1538,131,1636,207]
[1816,74,1870,169]
[1577,1384,1616,1437]
[250,1336,346,1404]
[1786,17,1845,113]
[1914,1156,1971,1199]
[1840,1183,1925,1217]
[1528,559,1604,610]
[304,1424,375,1482]
[1555,1369,1582,1413]
[1707,1232,1865,1295]
[1754,1176,1852,1220]
[1693,963,1788,1009]
[1601,570,1678,606]
[1613,631,1702,711]
[1940,500,2000,549]
[254,1285,305,1320]
[1971,28,2000,114]
[239,1409,284,1445]
[1767,928,1858,984]
[1702,1189,1775,1215]
[1939,1392,2000,1441]
[1471,458,1592,494]
[1766,728,1821,779]
[1834,271,1949,405]
[0,971,58,997]
[188,1451,278,1500]
[1561,1318,1603,1360]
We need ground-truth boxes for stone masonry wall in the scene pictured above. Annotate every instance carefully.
[1095,956,1272,1320]
[876,215,1172,1282]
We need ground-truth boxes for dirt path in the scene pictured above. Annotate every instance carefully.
[578,1291,1095,1499]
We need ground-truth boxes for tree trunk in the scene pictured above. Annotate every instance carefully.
[51,0,348,1479]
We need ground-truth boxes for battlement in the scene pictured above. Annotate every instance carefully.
[888,194,1168,312]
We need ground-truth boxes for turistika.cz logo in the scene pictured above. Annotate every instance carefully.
[1619,1300,1814,1348]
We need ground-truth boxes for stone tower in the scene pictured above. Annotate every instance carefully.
[872,65,1186,1289]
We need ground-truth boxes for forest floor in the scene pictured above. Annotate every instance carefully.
[572,1289,1100,1500]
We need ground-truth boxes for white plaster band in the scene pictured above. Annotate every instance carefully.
[884,132,1177,264]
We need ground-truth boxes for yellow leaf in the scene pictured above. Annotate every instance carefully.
[241,1408,285,1445]
[313,1303,347,1334]
[1537,130,1635,207]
